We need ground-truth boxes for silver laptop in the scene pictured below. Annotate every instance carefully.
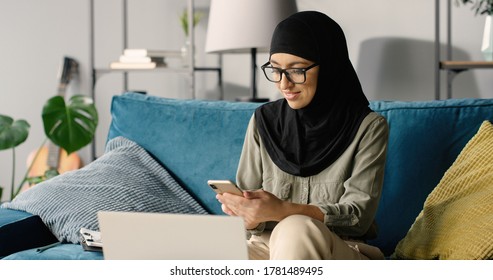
[97,211,248,260]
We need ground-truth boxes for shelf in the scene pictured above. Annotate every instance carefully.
[434,0,493,100]
[93,66,222,100]
[95,66,222,74]
[440,61,493,71]
[95,67,191,75]
[89,0,201,160]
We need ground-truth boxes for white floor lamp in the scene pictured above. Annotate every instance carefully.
[205,0,297,102]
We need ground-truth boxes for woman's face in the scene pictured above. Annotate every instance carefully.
[270,53,319,110]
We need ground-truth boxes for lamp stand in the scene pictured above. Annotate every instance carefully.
[236,48,270,103]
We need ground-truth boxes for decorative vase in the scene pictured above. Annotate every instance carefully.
[181,39,191,67]
[481,15,493,61]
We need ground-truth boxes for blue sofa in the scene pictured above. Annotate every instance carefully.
[1,92,493,259]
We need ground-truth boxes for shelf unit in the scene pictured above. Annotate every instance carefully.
[435,0,493,100]
[88,0,222,159]
[90,0,222,99]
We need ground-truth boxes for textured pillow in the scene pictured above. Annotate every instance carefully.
[392,121,493,260]
[1,136,207,244]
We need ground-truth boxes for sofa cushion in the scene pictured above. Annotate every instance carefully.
[1,136,207,244]
[0,208,58,258]
[392,121,493,259]
[2,243,103,260]
[107,93,261,214]
[368,98,493,256]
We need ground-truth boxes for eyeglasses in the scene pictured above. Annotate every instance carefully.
[260,62,319,84]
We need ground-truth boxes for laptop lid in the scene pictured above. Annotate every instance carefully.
[97,211,248,260]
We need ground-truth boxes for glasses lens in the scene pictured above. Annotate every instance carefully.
[285,69,306,84]
[262,64,314,84]
[263,66,281,82]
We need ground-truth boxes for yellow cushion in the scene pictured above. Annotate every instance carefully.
[392,120,493,260]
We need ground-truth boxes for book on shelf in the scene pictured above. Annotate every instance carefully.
[123,48,182,58]
[118,55,166,64]
[110,61,167,70]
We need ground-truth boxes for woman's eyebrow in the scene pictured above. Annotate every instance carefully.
[270,59,308,68]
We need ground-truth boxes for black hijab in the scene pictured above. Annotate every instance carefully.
[255,11,371,177]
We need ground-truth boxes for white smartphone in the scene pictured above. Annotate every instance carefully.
[207,180,243,196]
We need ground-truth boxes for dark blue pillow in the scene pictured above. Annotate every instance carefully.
[0,208,58,258]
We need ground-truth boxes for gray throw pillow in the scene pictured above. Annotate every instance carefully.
[1,137,207,243]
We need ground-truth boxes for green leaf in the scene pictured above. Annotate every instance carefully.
[25,169,59,186]
[44,169,59,180]
[180,9,202,37]
[26,176,45,185]
[0,114,30,150]
[458,0,493,15]
[42,95,98,154]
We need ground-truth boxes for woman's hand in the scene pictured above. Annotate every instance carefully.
[216,190,286,230]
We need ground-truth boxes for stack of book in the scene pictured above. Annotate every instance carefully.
[110,49,179,69]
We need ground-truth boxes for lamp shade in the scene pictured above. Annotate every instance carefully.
[205,0,297,54]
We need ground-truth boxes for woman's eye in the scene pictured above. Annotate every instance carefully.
[289,69,304,75]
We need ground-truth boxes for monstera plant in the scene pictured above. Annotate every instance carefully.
[0,116,30,201]
[0,95,98,201]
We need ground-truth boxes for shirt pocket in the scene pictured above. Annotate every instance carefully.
[309,182,344,204]
[270,182,292,200]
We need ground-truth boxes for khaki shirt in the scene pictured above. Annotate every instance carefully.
[236,112,389,239]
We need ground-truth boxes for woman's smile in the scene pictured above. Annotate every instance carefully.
[283,90,301,101]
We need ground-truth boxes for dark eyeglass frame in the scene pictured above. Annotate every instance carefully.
[260,62,319,84]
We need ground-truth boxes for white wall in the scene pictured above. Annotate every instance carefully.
[0,0,91,201]
[1,0,492,201]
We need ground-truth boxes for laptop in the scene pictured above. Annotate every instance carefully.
[97,211,249,260]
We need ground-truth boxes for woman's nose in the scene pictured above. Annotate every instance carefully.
[279,73,293,89]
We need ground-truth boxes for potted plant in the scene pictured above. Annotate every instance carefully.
[179,9,203,38]
[179,9,203,66]
[458,0,493,60]
[458,0,493,15]
[0,116,29,201]
[0,95,98,201]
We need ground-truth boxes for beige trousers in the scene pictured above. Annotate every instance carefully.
[247,215,384,260]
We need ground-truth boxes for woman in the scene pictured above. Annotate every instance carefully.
[216,11,389,260]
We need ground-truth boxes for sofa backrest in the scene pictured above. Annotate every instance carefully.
[108,92,493,256]
[368,98,493,255]
[107,93,260,215]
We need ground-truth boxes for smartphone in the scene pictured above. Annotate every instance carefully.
[207,180,243,196]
